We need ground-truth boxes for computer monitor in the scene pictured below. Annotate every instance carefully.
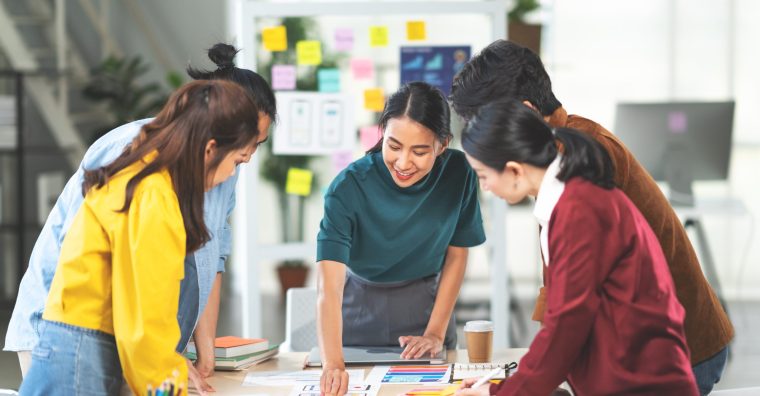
[613,101,735,206]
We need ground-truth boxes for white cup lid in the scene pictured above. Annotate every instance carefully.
[464,320,493,332]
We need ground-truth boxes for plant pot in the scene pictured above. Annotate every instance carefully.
[508,22,542,55]
[276,265,310,296]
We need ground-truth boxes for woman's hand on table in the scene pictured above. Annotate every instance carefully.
[399,334,443,359]
[320,363,349,396]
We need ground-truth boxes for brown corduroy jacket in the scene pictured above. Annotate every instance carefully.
[531,107,734,364]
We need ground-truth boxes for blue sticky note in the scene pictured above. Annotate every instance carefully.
[318,68,341,93]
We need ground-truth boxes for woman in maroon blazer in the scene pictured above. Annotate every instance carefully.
[457,100,698,396]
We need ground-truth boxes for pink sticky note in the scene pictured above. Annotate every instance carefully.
[360,125,382,151]
[334,28,354,52]
[668,111,688,133]
[271,65,296,90]
[332,151,354,172]
[351,59,374,79]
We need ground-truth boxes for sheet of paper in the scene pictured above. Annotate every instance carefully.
[332,151,354,172]
[243,369,365,387]
[365,365,451,385]
[290,383,379,396]
[297,40,322,66]
[263,26,288,51]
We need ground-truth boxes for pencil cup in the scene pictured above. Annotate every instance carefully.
[464,320,493,363]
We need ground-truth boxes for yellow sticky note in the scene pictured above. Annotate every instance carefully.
[285,168,313,196]
[364,88,385,112]
[296,40,322,66]
[369,26,388,47]
[262,26,287,52]
[406,21,426,41]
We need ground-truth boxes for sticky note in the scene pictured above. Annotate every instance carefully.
[334,28,354,51]
[297,40,322,66]
[369,26,389,47]
[318,68,341,93]
[262,26,287,52]
[668,111,688,133]
[406,21,426,41]
[350,58,374,79]
[332,151,354,172]
[285,168,313,196]
[271,65,296,90]
[360,125,382,151]
[364,88,385,112]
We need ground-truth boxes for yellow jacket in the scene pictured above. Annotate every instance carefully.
[44,154,189,393]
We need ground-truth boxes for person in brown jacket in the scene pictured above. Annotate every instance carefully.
[449,39,733,395]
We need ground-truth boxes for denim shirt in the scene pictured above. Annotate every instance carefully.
[4,118,236,353]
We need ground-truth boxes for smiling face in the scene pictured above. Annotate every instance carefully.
[381,116,447,188]
[205,113,272,190]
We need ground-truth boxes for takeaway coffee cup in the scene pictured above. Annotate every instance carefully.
[464,320,493,363]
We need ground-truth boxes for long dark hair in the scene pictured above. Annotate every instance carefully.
[367,82,452,154]
[462,100,614,189]
[187,43,278,122]
[450,40,562,120]
[83,80,261,252]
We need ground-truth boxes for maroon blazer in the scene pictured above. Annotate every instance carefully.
[493,178,698,396]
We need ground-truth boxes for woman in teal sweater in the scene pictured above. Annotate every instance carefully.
[317,82,486,396]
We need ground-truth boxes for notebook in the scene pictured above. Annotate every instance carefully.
[305,346,447,367]
[449,362,518,382]
[187,336,268,358]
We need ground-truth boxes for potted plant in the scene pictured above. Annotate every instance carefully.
[507,0,542,55]
[82,56,182,144]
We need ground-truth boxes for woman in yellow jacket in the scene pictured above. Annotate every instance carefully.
[19,79,264,396]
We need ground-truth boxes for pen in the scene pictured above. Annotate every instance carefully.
[470,367,503,389]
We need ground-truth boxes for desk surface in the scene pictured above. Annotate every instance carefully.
[201,349,528,396]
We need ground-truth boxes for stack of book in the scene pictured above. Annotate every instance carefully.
[186,336,279,371]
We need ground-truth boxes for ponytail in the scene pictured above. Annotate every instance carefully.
[462,100,614,189]
[554,128,614,189]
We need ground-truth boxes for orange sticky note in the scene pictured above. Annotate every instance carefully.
[364,88,385,112]
[369,26,389,47]
[406,21,426,41]
[296,40,322,66]
[262,26,287,52]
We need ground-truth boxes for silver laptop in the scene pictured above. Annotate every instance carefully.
[305,346,446,367]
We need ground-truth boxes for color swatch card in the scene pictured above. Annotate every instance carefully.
[263,26,288,51]
[297,40,322,66]
[272,65,297,90]
[334,28,354,51]
[406,21,427,41]
[365,365,452,384]
[369,26,389,47]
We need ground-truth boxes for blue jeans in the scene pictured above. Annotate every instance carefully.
[692,347,729,395]
[19,321,123,396]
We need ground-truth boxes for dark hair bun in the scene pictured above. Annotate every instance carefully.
[208,43,239,70]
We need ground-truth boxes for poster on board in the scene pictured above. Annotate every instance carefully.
[273,92,355,155]
[399,46,471,97]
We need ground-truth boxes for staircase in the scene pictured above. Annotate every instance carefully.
[0,0,87,168]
